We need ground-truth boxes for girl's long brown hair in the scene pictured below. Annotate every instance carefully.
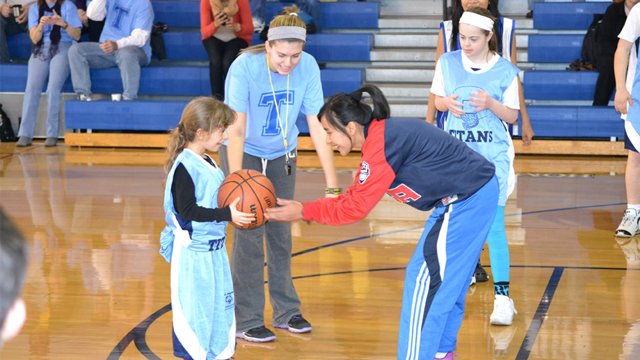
[164,97,235,174]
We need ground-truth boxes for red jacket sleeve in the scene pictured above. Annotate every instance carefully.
[234,0,254,45]
[302,122,396,225]
[200,0,217,40]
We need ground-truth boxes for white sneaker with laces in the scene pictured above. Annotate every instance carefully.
[252,17,265,32]
[490,295,517,326]
[616,208,640,238]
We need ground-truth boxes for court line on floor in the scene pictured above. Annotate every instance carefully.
[108,201,629,358]
[516,267,564,360]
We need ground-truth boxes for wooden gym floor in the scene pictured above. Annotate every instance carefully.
[0,142,638,359]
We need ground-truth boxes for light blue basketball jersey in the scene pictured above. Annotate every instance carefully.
[160,149,227,261]
[224,51,324,160]
[440,51,519,206]
[99,0,154,61]
[28,1,82,44]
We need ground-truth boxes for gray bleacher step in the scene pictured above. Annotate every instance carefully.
[389,101,428,118]
[375,33,530,48]
[380,0,443,17]
[376,83,430,99]
[371,49,436,62]
[379,16,533,32]
[366,67,435,83]
[379,16,442,30]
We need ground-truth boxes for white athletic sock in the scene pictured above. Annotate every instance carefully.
[628,204,640,211]
[435,352,448,359]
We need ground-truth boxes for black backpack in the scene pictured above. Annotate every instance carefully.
[581,13,605,68]
[0,103,18,142]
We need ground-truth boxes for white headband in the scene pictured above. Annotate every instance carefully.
[267,26,306,42]
[459,12,494,32]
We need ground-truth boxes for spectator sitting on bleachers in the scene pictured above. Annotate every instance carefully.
[0,0,35,63]
[68,0,153,101]
[593,0,639,106]
[73,0,104,42]
[201,0,252,100]
[15,0,82,147]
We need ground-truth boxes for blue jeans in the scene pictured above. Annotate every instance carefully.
[68,42,149,99]
[18,43,72,139]
[0,14,28,63]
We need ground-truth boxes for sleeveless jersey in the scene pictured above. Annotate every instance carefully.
[439,50,519,206]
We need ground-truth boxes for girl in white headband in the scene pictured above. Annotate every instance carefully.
[221,6,339,343]
[429,7,520,358]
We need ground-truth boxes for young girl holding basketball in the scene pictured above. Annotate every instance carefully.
[431,7,520,326]
[221,10,338,342]
[160,97,255,360]
[266,84,500,360]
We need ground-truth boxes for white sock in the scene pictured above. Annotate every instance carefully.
[435,352,448,359]
[628,204,640,211]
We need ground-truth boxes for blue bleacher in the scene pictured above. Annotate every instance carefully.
[154,0,379,30]
[523,106,623,138]
[152,0,201,28]
[527,35,582,63]
[523,71,598,101]
[522,2,625,140]
[0,63,362,98]
[533,1,609,30]
[163,32,371,62]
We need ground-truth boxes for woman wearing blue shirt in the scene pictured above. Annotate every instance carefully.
[221,12,338,343]
[16,0,81,147]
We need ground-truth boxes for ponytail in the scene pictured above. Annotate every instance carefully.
[318,84,390,136]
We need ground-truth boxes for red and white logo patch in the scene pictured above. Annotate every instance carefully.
[359,161,370,184]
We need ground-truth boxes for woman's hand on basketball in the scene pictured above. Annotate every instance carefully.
[229,197,255,227]
[264,198,303,222]
[615,88,632,115]
[443,94,464,117]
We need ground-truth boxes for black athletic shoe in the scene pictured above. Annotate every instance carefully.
[236,325,276,342]
[475,261,489,282]
[276,314,312,333]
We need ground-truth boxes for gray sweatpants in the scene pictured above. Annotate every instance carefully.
[219,146,301,331]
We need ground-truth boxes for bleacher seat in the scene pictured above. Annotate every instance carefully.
[65,99,313,135]
[527,35,582,63]
[533,1,609,30]
[163,32,372,62]
[154,0,378,30]
[0,64,362,97]
[264,1,378,30]
[8,31,371,63]
[524,106,623,138]
[523,70,598,101]
[153,0,200,28]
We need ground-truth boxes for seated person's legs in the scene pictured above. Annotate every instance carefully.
[68,42,117,97]
[114,46,148,100]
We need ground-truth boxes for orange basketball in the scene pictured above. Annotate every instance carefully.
[217,169,277,229]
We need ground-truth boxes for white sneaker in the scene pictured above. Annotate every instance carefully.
[469,275,476,286]
[616,208,640,238]
[78,94,92,101]
[490,295,517,326]
[252,17,265,32]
